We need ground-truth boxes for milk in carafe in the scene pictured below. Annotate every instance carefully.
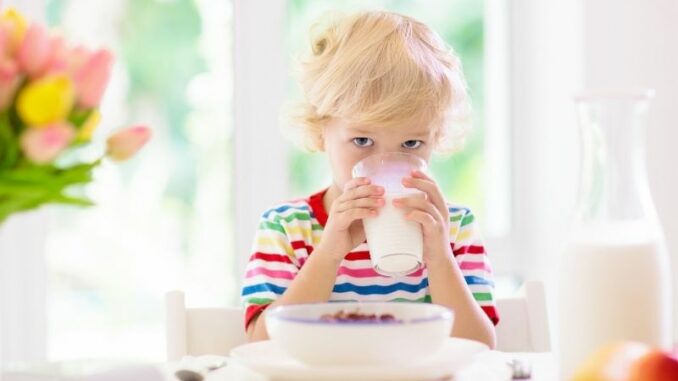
[558,222,672,379]
[557,90,673,380]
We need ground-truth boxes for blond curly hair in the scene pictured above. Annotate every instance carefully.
[286,10,471,153]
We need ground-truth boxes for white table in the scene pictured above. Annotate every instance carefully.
[1,352,558,381]
[455,352,557,381]
[196,351,558,381]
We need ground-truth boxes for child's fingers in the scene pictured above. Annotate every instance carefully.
[336,197,384,213]
[402,176,447,218]
[342,207,378,222]
[343,177,370,192]
[411,169,433,181]
[328,206,377,230]
[393,196,444,225]
[405,210,439,235]
[340,183,384,202]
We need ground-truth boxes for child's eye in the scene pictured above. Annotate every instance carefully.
[402,140,423,149]
[352,137,374,147]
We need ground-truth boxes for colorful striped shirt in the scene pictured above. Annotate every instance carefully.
[240,189,499,330]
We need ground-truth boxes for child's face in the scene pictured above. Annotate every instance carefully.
[323,118,436,191]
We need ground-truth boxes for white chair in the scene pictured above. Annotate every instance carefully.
[495,280,551,352]
[165,281,551,359]
[165,290,247,361]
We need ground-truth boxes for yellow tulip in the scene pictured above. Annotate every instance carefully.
[17,75,75,126]
[76,109,100,142]
[1,8,28,54]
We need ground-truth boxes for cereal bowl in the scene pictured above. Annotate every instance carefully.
[264,302,454,366]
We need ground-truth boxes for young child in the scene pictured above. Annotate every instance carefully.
[240,10,498,348]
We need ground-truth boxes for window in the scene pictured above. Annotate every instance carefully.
[44,0,233,361]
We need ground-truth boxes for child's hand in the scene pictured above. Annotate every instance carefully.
[393,169,451,265]
[318,177,384,262]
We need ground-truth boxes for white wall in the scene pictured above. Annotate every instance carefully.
[505,0,584,352]
[512,0,678,342]
[582,0,678,340]
[508,0,583,284]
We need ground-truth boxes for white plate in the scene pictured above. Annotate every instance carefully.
[229,338,489,381]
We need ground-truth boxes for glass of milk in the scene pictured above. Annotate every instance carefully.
[352,152,427,277]
[557,89,673,380]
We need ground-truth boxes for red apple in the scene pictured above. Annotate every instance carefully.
[627,349,678,381]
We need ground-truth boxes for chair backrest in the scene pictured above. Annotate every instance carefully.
[495,280,551,352]
[166,281,551,359]
[165,291,247,361]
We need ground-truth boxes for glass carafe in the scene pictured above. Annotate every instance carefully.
[557,89,673,380]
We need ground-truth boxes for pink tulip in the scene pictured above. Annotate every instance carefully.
[0,58,19,111]
[0,24,6,56]
[66,45,90,73]
[73,48,113,108]
[42,35,69,76]
[17,23,51,77]
[106,125,151,162]
[20,122,75,164]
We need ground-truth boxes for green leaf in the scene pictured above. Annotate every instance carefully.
[0,158,101,222]
[0,193,50,222]
[0,112,20,170]
[68,108,92,128]
[52,194,95,207]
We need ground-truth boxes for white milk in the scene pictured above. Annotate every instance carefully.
[557,221,672,380]
[363,193,423,276]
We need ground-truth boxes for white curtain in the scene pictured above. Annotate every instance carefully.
[0,211,49,368]
[233,0,289,282]
[0,0,48,370]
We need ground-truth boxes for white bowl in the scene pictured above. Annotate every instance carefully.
[264,302,454,366]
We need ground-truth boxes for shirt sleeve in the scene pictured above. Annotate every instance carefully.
[450,207,500,325]
[240,213,300,330]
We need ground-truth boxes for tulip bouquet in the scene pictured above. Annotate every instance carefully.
[0,8,151,223]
